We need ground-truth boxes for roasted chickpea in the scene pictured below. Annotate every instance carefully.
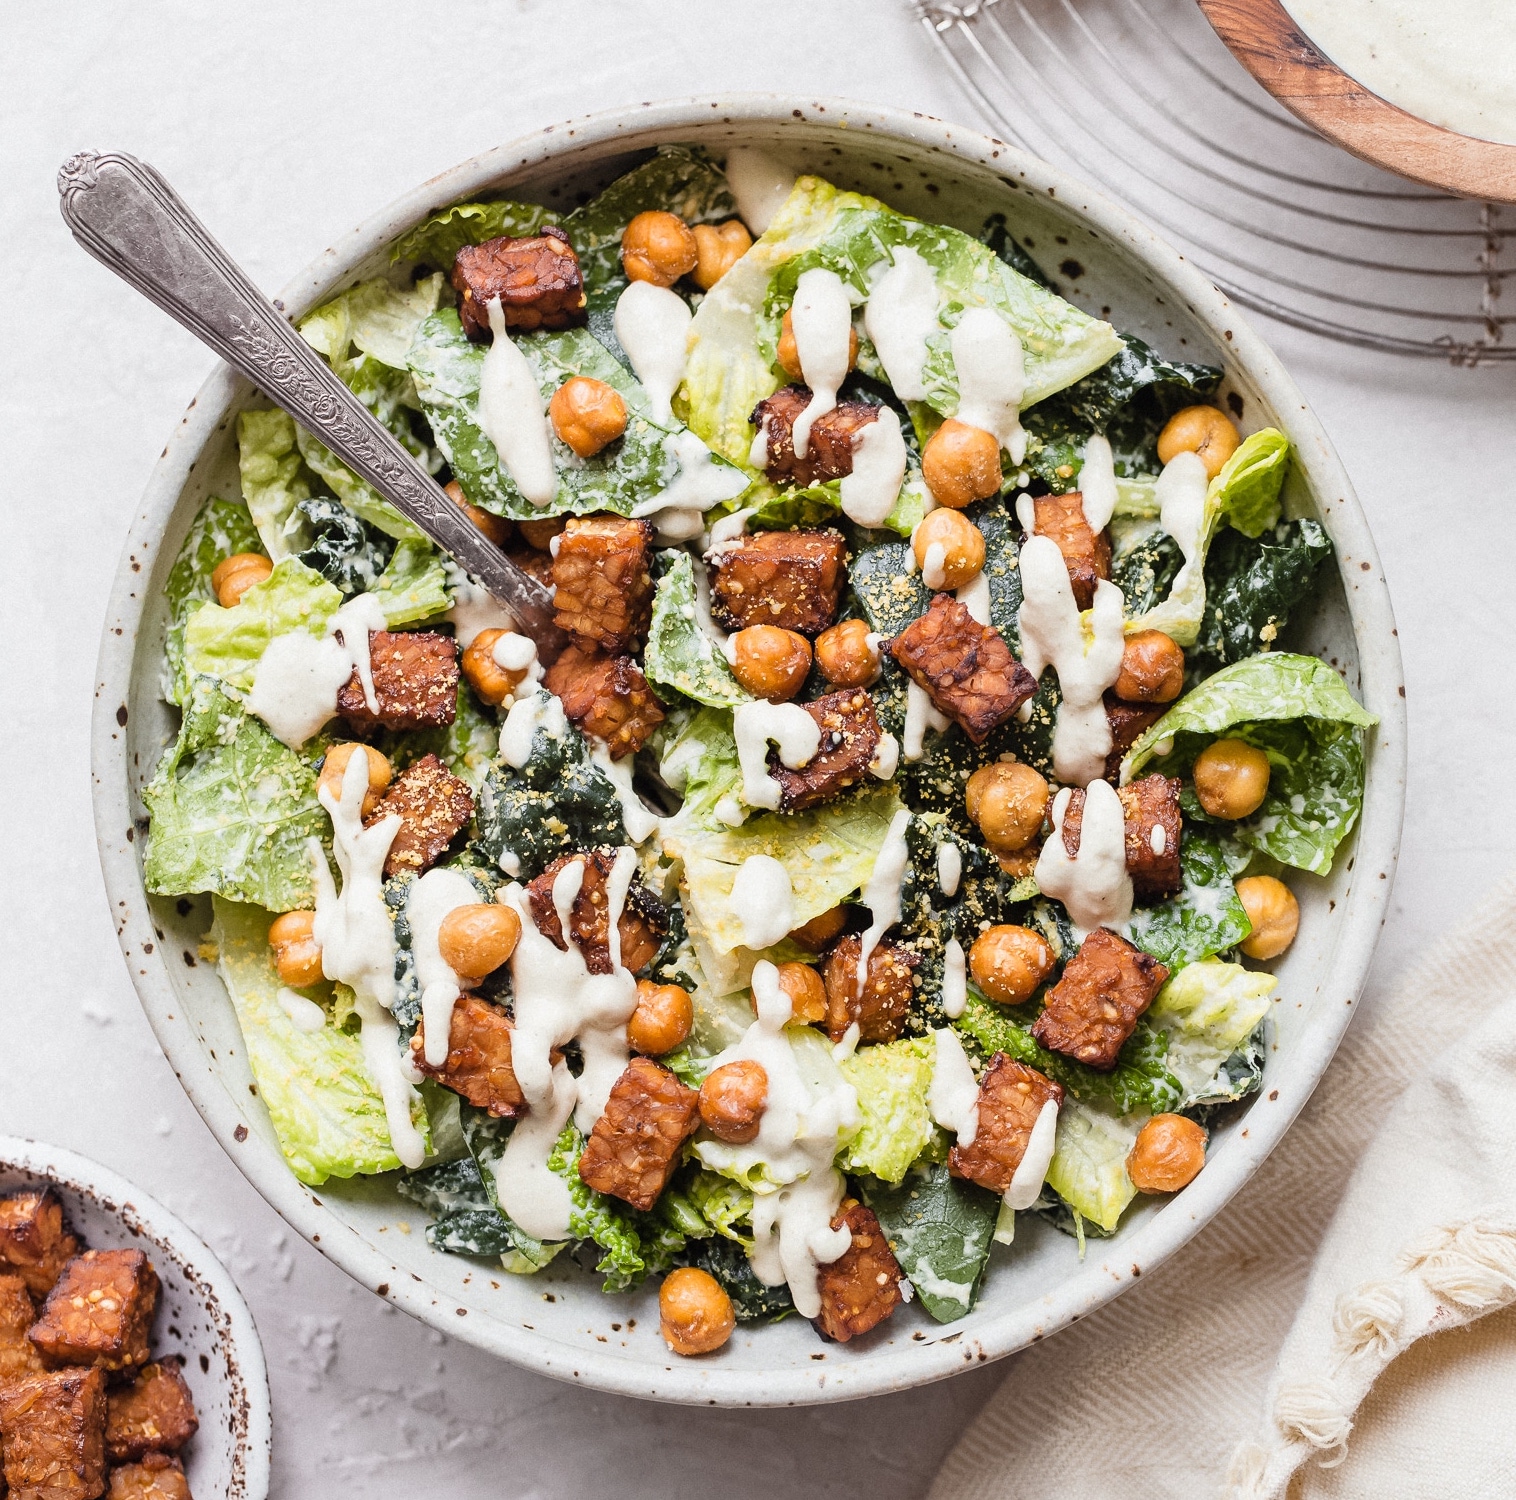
[1236,876,1300,961]
[969,925,1056,1006]
[1193,738,1271,820]
[437,903,521,983]
[318,743,393,817]
[628,980,694,1056]
[460,628,531,707]
[772,962,827,1025]
[269,909,324,989]
[692,220,753,290]
[549,376,628,458]
[1115,629,1186,704]
[1157,405,1241,479]
[912,508,986,591]
[729,625,812,701]
[659,1267,735,1356]
[211,552,272,608]
[965,761,1049,854]
[1127,1114,1207,1193]
[921,419,1002,509]
[698,1060,768,1143]
[621,210,699,288]
[788,905,849,952]
[518,516,565,552]
[443,478,512,547]
[776,307,859,382]
[814,619,880,689]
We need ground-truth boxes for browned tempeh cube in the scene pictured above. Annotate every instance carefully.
[0,1367,107,1500]
[104,1363,197,1464]
[707,529,847,634]
[948,1055,1065,1195]
[0,1190,80,1302]
[409,994,528,1119]
[543,648,665,760]
[106,1453,190,1500]
[1031,492,1111,611]
[525,851,666,976]
[577,1059,700,1211]
[366,754,474,879]
[1103,694,1165,783]
[749,386,881,488]
[812,1200,903,1343]
[451,227,586,338]
[337,631,460,732]
[550,516,655,653]
[889,594,1036,743]
[821,936,917,1044]
[1059,774,1183,902]
[1032,928,1169,1070]
[0,1275,43,1391]
[506,543,554,589]
[770,689,882,812]
[29,1252,157,1375]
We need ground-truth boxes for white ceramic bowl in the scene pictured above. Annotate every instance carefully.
[0,1138,271,1495]
[92,96,1405,1405]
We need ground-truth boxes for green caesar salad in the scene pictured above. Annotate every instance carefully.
[142,144,1374,1353]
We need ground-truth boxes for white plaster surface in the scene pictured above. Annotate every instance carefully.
[1,4,1513,1496]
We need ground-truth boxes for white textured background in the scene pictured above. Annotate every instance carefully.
[3,4,1514,1496]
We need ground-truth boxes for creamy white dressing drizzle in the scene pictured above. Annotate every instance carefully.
[831,1021,862,1062]
[928,1027,980,1144]
[903,679,952,761]
[1151,824,1166,857]
[732,701,821,810]
[868,732,900,781]
[730,855,795,950]
[838,406,907,526]
[955,570,992,626]
[863,245,940,401]
[276,986,327,1034]
[1005,1098,1060,1211]
[491,631,539,674]
[921,541,949,590]
[613,280,691,425]
[478,301,556,507]
[1016,534,1125,787]
[444,568,517,650]
[951,307,1028,464]
[499,687,568,770]
[1079,433,1119,533]
[631,429,748,542]
[940,937,968,1019]
[724,147,797,235]
[1155,449,1210,596]
[246,593,386,750]
[492,850,641,1239]
[855,808,912,990]
[406,867,482,1068]
[936,842,963,898]
[1035,782,1134,937]
[309,751,426,1168]
[707,506,754,549]
[702,962,860,1318]
[788,267,853,459]
[589,743,661,844]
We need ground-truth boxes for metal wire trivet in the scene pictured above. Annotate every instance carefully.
[917,0,1511,362]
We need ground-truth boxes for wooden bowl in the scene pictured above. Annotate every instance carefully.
[1198,0,1516,201]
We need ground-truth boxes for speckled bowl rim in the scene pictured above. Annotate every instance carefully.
[0,1136,272,1495]
[91,95,1406,1406]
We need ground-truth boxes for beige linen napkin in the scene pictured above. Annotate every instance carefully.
[931,874,1516,1500]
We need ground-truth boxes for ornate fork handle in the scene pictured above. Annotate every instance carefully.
[57,150,564,650]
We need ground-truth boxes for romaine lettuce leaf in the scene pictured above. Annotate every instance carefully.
[238,409,315,560]
[1123,830,1251,969]
[1125,652,1376,875]
[210,896,403,1185]
[367,537,452,626]
[144,679,326,911]
[644,551,751,708]
[837,1037,936,1184]
[163,495,264,705]
[684,1168,755,1243]
[408,310,746,521]
[682,174,1122,470]
[861,1160,999,1323]
[1127,428,1291,645]
[391,200,553,268]
[1147,960,1275,1108]
[1044,1095,1142,1233]
[294,427,426,542]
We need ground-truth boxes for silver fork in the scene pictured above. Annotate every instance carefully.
[57,149,566,655]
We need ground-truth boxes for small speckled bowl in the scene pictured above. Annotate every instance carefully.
[92,96,1405,1405]
[0,1138,271,1497]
